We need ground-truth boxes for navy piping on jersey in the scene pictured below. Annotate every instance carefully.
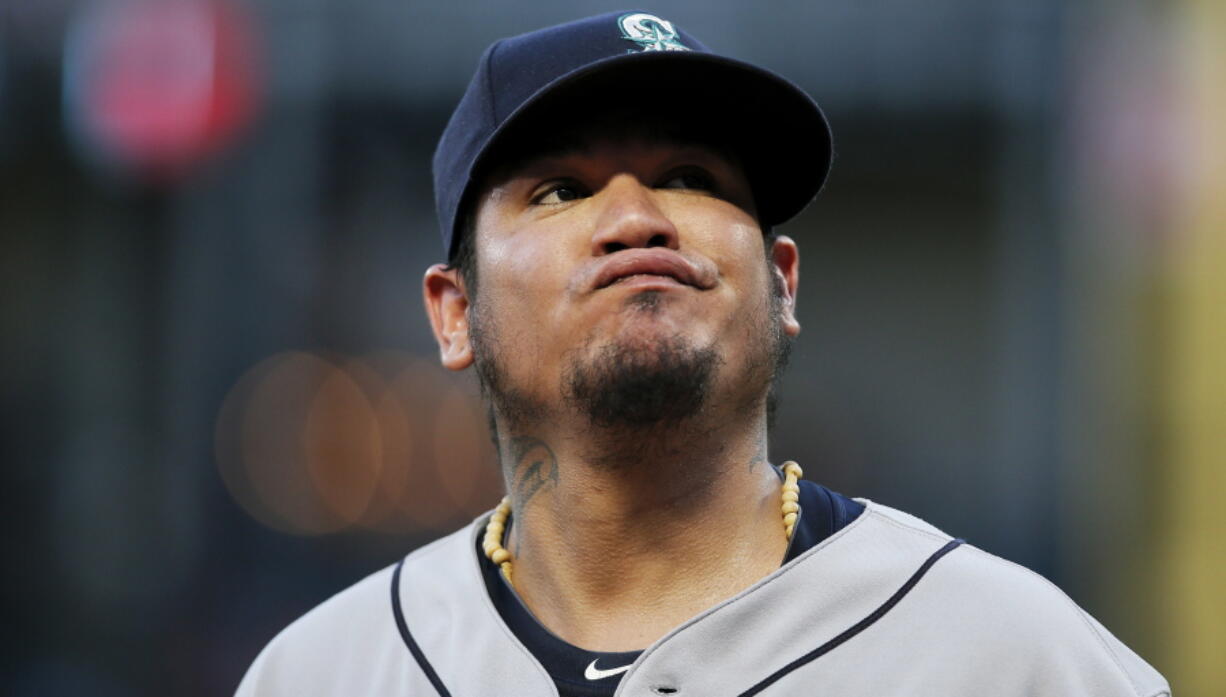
[781,476,862,565]
[390,559,453,697]
[481,525,642,697]
[737,537,966,697]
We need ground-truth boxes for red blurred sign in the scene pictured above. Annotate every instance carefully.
[64,0,262,180]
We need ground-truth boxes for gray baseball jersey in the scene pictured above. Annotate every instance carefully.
[235,501,1170,697]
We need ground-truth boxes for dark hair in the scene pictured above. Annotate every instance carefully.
[444,211,479,296]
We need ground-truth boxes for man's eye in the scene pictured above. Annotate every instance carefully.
[533,182,587,205]
[658,170,715,192]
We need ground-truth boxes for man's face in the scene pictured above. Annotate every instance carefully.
[427,132,801,433]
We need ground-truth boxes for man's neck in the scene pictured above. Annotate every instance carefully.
[495,417,787,651]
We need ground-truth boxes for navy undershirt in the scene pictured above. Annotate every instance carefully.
[477,474,865,697]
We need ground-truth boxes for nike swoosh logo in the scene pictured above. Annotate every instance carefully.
[584,659,632,681]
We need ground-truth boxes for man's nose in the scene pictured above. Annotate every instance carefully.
[589,174,680,255]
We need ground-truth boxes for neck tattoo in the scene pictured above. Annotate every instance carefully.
[482,461,804,589]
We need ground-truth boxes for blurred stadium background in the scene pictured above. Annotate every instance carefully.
[2,0,1222,694]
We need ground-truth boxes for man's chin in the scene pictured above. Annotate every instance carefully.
[562,334,719,430]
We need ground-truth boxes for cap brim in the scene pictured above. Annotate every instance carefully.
[471,50,832,229]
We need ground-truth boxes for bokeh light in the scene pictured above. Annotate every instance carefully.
[62,0,262,180]
[215,350,501,536]
[433,382,504,522]
[302,361,383,527]
[216,351,349,534]
[368,354,501,533]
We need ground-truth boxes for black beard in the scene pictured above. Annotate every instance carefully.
[469,302,546,435]
[562,330,720,430]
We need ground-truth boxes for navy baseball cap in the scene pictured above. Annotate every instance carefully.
[432,10,833,260]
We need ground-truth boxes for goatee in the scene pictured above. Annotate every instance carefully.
[562,331,720,429]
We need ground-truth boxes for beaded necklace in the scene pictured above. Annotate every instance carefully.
[482,461,804,589]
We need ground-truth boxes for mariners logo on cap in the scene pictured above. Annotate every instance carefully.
[618,13,689,52]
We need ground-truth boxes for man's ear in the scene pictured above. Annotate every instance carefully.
[770,236,801,337]
[423,264,474,370]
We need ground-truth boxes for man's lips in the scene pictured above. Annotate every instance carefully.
[590,249,715,291]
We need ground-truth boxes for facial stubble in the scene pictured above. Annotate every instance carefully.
[469,265,790,440]
[562,290,720,429]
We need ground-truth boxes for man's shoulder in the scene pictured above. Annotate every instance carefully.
[861,501,1119,636]
[261,522,478,648]
[234,522,480,696]
[844,501,1169,697]
[854,498,949,539]
[938,543,1168,696]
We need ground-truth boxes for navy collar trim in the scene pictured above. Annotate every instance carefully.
[476,474,865,695]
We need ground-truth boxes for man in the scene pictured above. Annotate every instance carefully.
[237,11,1170,697]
